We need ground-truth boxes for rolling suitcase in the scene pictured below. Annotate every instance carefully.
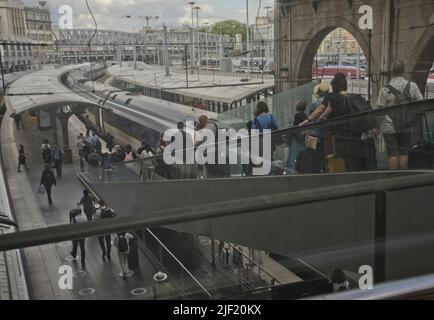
[295,149,322,174]
[69,206,82,223]
[127,238,140,270]
[409,114,434,169]
[326,156,346,173]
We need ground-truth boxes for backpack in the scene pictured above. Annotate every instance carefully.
[100,207,114,219]
[346,94,375,135]
[386,82,416,131]
[117,235,129,252]
[124,152,134,161]
[42,145,51,160]
[333,94,374,138]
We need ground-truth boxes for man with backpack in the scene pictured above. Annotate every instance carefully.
[51,145,65,178]
[114,232,134,279]
[95,200,116,260]
[378,61,424,170]
[40,139,52,165]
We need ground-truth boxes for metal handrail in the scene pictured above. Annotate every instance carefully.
[146,228,215,299]
[227,243,281,285]
[2,171,434,252]
[134,234,192,300]
[80,171,211,299]
[78,98,434,170]
[0,109,32,300]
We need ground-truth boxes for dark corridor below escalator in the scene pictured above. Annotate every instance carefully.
[144,227,255,299]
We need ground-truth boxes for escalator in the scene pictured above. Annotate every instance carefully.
[141,227,265,299]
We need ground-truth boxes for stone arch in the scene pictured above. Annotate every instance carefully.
[294,17,371,86]
[407,27,434,95]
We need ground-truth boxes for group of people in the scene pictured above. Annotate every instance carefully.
[71,191,135,278]
[277,60,424,174]
[153,115,229,180]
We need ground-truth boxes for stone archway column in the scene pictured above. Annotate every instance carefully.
[56,109,73,164]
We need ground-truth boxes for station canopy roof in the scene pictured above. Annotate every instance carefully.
[107,63,275,105]
[7,64,100,115]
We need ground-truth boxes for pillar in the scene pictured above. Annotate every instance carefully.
[56,108,73,164]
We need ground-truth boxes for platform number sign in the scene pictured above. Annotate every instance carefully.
[58,265,73,290]
[358,5,373,30]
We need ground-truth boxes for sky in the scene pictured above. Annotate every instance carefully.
[23,0,274,32]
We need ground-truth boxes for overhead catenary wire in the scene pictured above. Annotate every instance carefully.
[85,0,98,93]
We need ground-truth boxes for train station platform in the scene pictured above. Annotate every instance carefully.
[0,106,167,299]
[1,102,299,299]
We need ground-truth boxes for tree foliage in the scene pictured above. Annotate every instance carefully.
[209,20,248,41]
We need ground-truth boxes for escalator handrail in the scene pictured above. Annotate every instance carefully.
[227,243,282,285]
[146,228,215,299]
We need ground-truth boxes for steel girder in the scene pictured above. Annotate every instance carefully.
[55,29,235,48]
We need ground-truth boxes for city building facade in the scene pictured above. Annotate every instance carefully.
[24,1,53,66]
[0,0,33,73]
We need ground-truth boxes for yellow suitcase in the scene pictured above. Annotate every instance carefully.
[326,156,346,173]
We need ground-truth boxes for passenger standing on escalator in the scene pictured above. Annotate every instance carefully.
[251,102,279,168]
[286,101,308,171]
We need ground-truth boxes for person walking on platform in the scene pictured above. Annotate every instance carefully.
[40,139,52,165]
[18,145,29,172]
[51,145,65,178]
[95,200,116,260]
[70,209,87,269]
[78,190,96,221]
[40,164,56,205]
[113,232,134,279]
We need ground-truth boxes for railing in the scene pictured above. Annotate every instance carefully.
[78,174,213,300]
[143,228,215,299]
[193,238,263,292]
[227,243,282,286]
[77,98,434,184]
[0,113,32,300]
[306,273,434,300]
[2,169,434,252]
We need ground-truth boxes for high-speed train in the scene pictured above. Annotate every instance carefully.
[64,66,218,149]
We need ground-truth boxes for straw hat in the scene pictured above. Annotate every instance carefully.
[313,81,331,98]
[153,271,168,282]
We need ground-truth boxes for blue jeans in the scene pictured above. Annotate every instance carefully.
[287,139,305,172]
